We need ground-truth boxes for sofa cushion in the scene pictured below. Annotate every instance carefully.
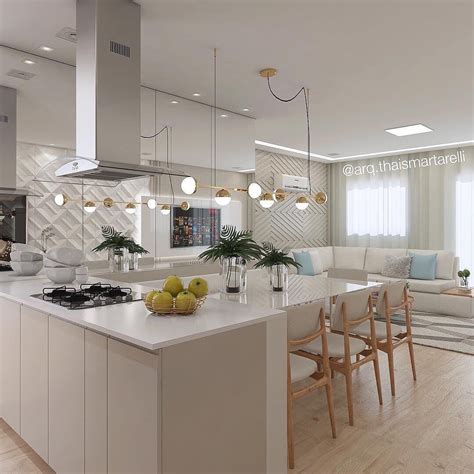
[308,250,324,275]
[333,246,366,270]
[409,252,437,280]
[381,255,412,279]
[364,248,407,273]
[409,249,455,280]
[292,251,315,276]
[407,278,455,294]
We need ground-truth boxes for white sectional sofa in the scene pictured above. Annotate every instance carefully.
[290,246,472,318]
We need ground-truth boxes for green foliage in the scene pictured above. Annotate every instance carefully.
[199,225,263,262]
[254,242,301,269]
[458,268,470,284]
[92,226,149,255]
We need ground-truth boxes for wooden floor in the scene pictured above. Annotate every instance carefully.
[0,345,472,473]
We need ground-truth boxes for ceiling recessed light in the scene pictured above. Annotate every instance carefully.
[39,45,54,52]
[242,108,250,112]
[238,168,256,173]
[170,100,180,104]
[192,93,201,97]
[385,124,433,137]
[49,143,55,146]
[220,114,228,118]
[23,59,35,65]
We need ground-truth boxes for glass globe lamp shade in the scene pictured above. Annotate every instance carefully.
[83,201,96,213]
[181,176,197,195]
[180,201,191,211]
[247,182,262,199]
[147,198,157,209]
[215,189,231,206]
[295,196,309,210]
[160,204,171,215]
[125,203,136,214]
[54,193,67,206]
[259,192,274,208]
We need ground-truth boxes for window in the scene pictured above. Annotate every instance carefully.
[456,177,474,271]
[347,185,407,237]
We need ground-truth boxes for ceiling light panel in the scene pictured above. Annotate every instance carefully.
[385,124,433,136]
[38,45,54,52]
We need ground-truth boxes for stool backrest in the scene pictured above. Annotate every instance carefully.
[287,301,325,351]
[331,288,372,332]
[376,280,407,316]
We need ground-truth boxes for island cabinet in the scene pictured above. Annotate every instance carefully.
[0,298,21,433]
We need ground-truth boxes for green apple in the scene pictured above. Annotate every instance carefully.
[187,277,208,298]
[152,291,174,313]
[145,290,160,306]
[163,275,184,297]
[175,291,197,312]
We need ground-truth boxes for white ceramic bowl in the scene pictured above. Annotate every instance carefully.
[43,257,71,268]
[46,247,83,266]
[10,260,43,276]
[45,266,76,284]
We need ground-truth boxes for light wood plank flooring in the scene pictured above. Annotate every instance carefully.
[0,345,472,473]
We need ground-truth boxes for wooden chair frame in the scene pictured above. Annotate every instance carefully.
[287,306,336,469]
[355,286,416,396]
[303,294,383,426]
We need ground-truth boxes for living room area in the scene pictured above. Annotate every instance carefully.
[0,0,473,473]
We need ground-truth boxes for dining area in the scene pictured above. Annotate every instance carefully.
[209,269,417,470]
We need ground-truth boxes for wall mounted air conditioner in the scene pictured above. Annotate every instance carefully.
[274,174,310,192]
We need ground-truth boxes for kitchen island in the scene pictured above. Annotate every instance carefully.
[0,275,287,473]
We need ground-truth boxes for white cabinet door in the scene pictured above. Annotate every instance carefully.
[49,317,84,473]
[108,338,160,474]
[0,298,21,432]
[20,306,49,462]
[85,330,107,474]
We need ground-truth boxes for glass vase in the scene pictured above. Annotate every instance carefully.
[271,264,288,292]
[129,252,139,271]
[221,257,247,294]
[108,247,129,272]
[460,278,469,289]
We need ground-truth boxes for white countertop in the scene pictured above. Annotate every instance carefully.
[0,275,284,351]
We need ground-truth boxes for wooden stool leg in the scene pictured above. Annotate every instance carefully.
[373,355,383,405]
[387,346,396,397]
[287,360,295,469]
[344,369,354,426]
[325,382,337,438]
[408,339,417,381]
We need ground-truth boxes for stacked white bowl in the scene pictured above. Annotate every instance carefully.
[10,244,44,276]
[44,246,86,284]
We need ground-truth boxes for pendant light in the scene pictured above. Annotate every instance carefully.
[160,204,171,215]
[248,182,262,199]
[54,193,68,206]
[259,192,274,208]
[215,188,232,206]
[147,198,157,209]
[125,203,136,214]
[295,196,309,210]
[181,176,197,195]
[83,201,96,213]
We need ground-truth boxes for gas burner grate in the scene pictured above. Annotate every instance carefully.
[43,286,76,301]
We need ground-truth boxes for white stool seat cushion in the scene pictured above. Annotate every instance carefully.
[303,332,366,358]
[352,320,402,340]
[290,353,317,383]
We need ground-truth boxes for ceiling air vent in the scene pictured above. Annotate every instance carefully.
[110,40,130,58]
[56,26,77,43]
[6,70,35,80]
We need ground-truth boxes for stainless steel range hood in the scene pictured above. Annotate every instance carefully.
[56,0,185,182]
[0,86,40,197]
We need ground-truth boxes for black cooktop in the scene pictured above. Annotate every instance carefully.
[31,282,143,310]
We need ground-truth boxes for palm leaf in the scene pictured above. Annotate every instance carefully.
[254,241,300,269]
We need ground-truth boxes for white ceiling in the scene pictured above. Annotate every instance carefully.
[0,0,473,163]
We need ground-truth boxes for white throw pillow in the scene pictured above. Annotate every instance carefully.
[381,255,412,279]
[308,250,324,275]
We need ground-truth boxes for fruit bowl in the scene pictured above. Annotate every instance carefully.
[144,296,206,316]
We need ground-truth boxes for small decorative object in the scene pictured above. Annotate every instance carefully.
[458,268,470,290]
[40,225,55,252]
[255,242,300,292]
[144,275,208,316]
[92,225,148,273]
[199,225,263,294]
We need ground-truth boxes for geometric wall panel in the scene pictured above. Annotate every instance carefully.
[253,149,329,250]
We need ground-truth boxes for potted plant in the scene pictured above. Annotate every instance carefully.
[92,225,148,272]
[199,225,262,294]
[254,242,300,292]
[458,268,470,289]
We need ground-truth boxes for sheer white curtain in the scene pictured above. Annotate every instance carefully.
[330,146,474,257]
